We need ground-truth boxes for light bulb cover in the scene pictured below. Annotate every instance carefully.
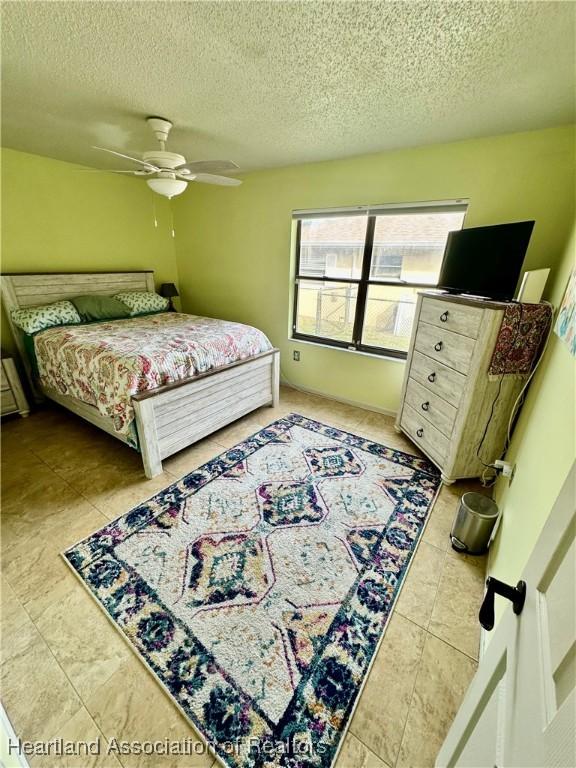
[147,178,188,198]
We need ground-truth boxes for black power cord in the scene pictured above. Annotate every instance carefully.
[476,375,505,469]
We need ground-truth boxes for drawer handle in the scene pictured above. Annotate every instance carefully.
[440,311,449,322]
[416,427,424,438]
[421,401,430,411]
[434,341,443,351]
[428,372,436,383]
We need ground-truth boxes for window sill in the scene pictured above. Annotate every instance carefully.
[289,336,407,363]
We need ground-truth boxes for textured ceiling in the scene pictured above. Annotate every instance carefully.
[2,1,574,172]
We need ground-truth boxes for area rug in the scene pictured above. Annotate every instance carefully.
[63,413,441,768]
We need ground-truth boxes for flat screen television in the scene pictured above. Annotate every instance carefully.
[437,221,535,301]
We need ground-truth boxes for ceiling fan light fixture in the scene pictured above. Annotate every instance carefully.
[146,177,188,199]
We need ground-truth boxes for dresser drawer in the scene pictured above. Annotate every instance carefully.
[405,378,457,438]
[401,403,449,465]
[420,297,483,339]
[410,350,466,408]
[1,389,17,415]
[414,322,476,375]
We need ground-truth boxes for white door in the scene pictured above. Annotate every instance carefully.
[436,463,576,768]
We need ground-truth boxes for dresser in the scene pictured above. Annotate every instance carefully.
[1,356,30,418]
[395,292,526,484]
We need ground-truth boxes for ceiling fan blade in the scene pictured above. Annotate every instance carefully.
[92,146,159,171]
[193,173,243,187]
[77,168,156,177]
[77,169,138,173]
[175,160,239,175]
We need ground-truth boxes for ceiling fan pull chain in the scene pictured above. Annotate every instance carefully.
[170,203,175,239]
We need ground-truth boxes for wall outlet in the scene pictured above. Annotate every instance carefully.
[293,350,300,361]
[494,460,516,482]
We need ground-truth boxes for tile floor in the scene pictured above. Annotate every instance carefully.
[1,386,489,768]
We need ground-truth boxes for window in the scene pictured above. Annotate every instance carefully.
[292,201,467,358]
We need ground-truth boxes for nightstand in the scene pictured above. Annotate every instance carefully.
[1,356,30,418]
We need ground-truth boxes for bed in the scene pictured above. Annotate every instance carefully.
[1,271,279,478]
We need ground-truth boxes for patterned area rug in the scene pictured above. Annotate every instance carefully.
[64,414,441,768]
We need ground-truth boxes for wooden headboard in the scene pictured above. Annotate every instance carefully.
[1,270,155,399]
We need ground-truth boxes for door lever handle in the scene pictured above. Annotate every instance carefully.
[479,577,526,631]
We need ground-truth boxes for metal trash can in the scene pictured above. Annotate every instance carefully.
[450,492,499,555]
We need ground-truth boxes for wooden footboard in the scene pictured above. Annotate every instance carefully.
[133,349,280,478]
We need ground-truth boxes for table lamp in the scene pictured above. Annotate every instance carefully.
[159,283,179,311]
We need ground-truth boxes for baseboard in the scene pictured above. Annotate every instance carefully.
[280,379,397,419]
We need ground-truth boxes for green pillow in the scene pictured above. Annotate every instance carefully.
[71,295,131,322]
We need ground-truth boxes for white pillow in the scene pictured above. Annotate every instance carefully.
[11,300,81,335]
[114,291,169,316]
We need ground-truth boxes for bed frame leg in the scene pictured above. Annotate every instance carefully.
[133,398,163,479]
[271,350,280,408]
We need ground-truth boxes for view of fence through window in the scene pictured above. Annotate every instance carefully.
[294,206,467,355]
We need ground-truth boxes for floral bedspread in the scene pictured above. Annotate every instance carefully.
[34,312,273,435]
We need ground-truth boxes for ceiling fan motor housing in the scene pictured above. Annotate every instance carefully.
[142,150,187,171]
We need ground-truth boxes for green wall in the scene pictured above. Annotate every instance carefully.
[488,220,575,630]
[1,147,178,352]
[173,125,575,413]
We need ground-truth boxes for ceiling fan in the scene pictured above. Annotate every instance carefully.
[89,117,242,198]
